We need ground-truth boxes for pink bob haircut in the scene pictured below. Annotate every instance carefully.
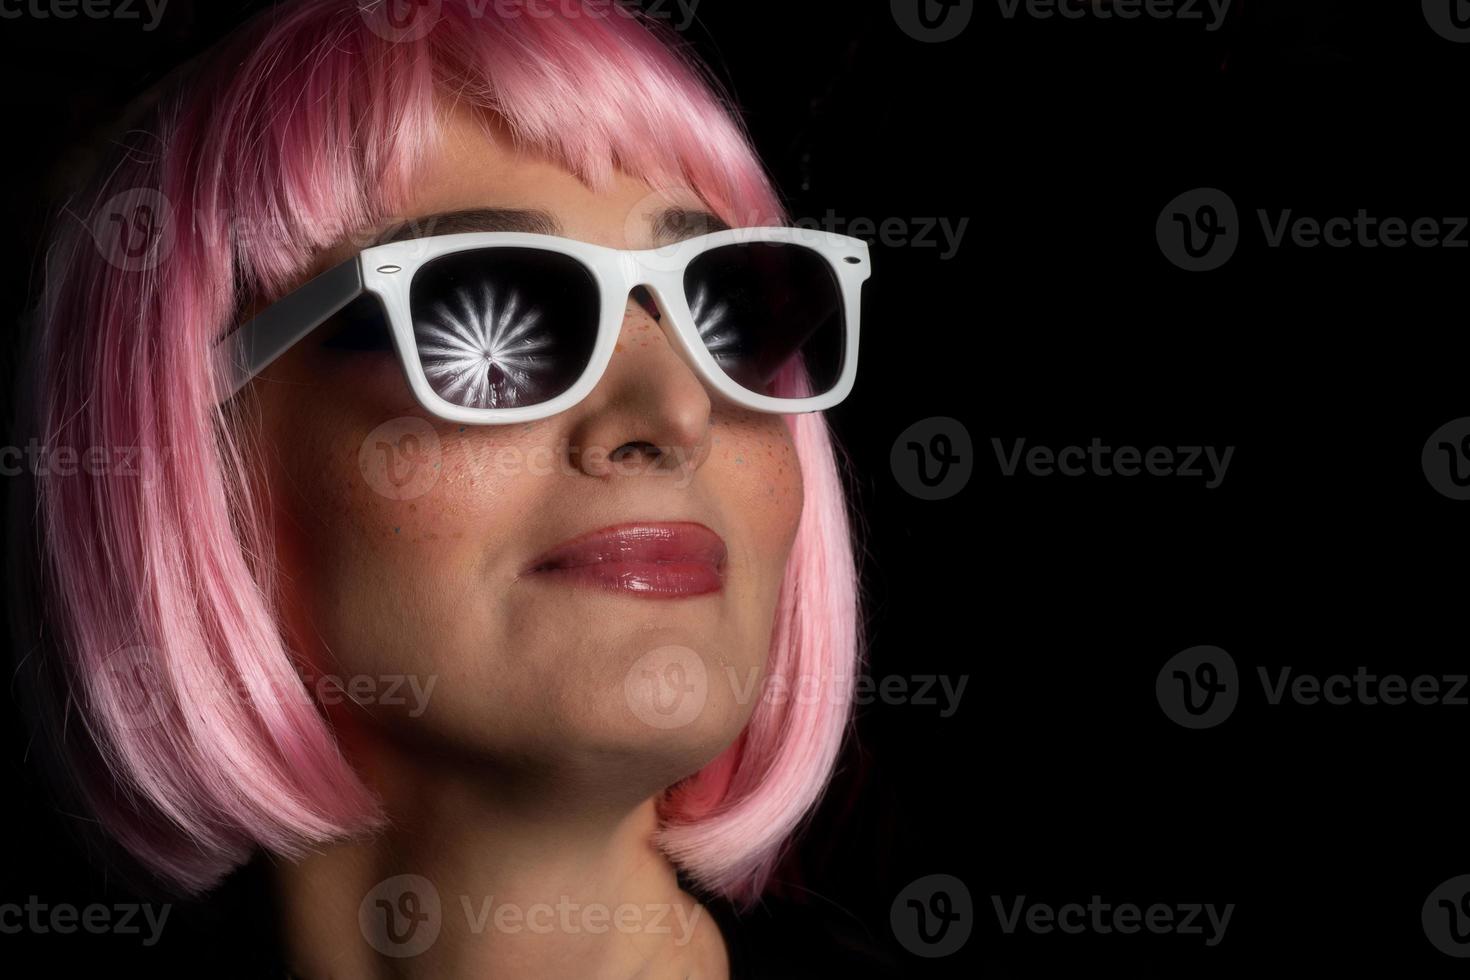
[15,0,863,908]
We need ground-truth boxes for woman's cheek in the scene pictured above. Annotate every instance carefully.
[709,414,805,571]
[265,394,525,613]
[333,421,545,546]
[271,417,537,670]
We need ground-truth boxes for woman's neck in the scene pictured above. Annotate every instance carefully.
[269,738,729,979]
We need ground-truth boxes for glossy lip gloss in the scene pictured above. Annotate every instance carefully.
[521,522,727,598]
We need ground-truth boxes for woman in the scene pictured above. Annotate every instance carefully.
[12,1,881,976]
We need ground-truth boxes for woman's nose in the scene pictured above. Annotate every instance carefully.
[560,286,712,480]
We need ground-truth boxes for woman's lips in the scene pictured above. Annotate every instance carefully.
[522,522,727,598]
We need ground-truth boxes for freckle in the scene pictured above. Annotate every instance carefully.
[409,503,417,512]
[615,343,624,352]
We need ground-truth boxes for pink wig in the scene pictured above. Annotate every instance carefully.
[18,0,862,907]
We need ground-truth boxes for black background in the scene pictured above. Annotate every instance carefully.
[3,0,1469,975]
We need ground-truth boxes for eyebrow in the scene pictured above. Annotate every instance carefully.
[374,206,732,247]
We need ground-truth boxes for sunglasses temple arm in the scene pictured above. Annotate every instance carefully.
[211,256,365,402]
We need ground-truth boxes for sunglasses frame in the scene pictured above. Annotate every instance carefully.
[215,226,871,425]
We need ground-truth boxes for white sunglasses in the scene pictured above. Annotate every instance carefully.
[214,226,871,425]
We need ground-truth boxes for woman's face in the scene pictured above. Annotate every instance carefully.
[250,107,803,797]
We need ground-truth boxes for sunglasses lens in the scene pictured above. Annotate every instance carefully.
[410,248,599,410]
[683,242,846,399]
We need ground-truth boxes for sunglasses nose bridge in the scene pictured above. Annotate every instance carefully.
[619,276,683,330]
[618,254,685,321]
[611,273,715,390]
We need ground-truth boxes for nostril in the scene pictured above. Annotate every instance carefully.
[630,285,662,322]
[610,440,662,462]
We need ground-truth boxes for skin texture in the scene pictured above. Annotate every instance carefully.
[248,104,803,978]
